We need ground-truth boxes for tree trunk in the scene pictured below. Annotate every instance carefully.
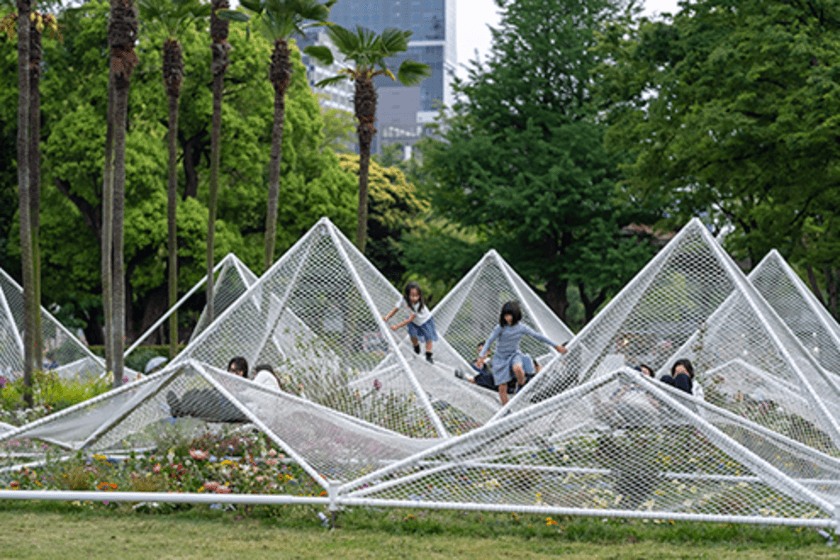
[207,0,231,324]
[164,37,184,360]
[354,76,377,253]
[805,263,827,307]
[16,0,34,406]
[579,283,607,324]
[108,0,139,388]
[29,18,43,369]
[827,264,838,320]
[264,38,291,272]
[102,72,116,375]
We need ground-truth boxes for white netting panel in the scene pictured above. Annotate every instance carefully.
[431,251,573,368]
[660,286,840,449]
[0,362,439,483]
[0,268,101,378]
[750,251,840,379]
[341,371,836,522]
[180,218,446,439]
[504,219,741,415]
[0,288,23,376]
[127,254,257,355]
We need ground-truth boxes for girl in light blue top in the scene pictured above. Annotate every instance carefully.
[476,301,567,405]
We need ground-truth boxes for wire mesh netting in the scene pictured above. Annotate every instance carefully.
[176,218,449,439]
[339,369,837,524]
[750,250,840,380]
[432,249,574,369]
[0,361,438,483]
[126,254,258,358]
[0,267,104,380]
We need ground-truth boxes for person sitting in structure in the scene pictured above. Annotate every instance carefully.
[659,358,703,398]
[252,363,282,391]
[166,356,251,423]
[455,341,542,395]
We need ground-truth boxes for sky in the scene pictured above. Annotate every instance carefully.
[455,0,681,78]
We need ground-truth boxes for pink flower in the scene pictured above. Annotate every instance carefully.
[152,463,162,474]
[265,459,278,466]
[373,379,382,391]
[189,449,209,460]
[268,449,277,457]
[216,486,232,494]
[203,481,219,492]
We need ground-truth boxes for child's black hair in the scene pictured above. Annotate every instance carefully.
[403,281,426,311]
[499,301,522,327]
[671,358,694,379]
[638,364,654,378]
[228,356,249,376]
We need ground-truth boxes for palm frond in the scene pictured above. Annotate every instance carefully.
[397,59,432,86]
[304,44,334,66]
[379,27,411,54]
[313,74,352,88]
[216,9,250,22]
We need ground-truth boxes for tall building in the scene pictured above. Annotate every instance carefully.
[303,0,456,154]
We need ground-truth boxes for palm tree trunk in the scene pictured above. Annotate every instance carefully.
[29,18,43,369]
[354,75,377,253]
[16,0,34,406]
[207,0,231,324]
[102,72,115,374]
[164,37,184,360]
[108,0,139,388]
[264,38,291,272]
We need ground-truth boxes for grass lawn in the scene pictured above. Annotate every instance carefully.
[0,501,835,559]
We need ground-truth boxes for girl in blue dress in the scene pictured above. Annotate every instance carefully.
[476,301,567,405]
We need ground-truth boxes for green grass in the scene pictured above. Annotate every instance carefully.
[0,500,834,559]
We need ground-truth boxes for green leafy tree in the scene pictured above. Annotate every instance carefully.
[226,0,336,272]
[2,1,360,344]
[337,153,429,285]
[599,0,840,315]
[304,25,431,253]
[138,0,211,359]
[422,0,655,324]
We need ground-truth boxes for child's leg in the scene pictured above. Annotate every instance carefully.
[410,336,420,354]
[498,383,509,406]
[425,340,433,353]
[512,363,526,387]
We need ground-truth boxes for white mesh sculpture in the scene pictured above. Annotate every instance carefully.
[749,250,840,378]
[175,217,451,438]
[338,367,839,525]
[498,219,840,452]
[0,267,104,380]
[0,360,437,483]
[125,253,258,357]
[3,219,840,528]
[432,249,574,369]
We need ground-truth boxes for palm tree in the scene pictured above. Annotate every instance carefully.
[305,26,430,252]
[138,0,210,359]
[14,0,34,405]
[107,0,139,387]
[3,8,59,400]
[234,0,335,272]
[205,0,233,325]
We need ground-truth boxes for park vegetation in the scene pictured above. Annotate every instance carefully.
[1,0,840,401]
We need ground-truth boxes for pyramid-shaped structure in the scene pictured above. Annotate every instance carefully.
[0,359,438,483]
[338,368,840,524]
[0,267,104,380]
[431,249,574,369]
[498,220,840,450]
[174,217,451,438]
[749,250,840,377]
[500,219,739,413]
[125,253,258,358]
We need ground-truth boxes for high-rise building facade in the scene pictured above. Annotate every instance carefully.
[303,0,456,152]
